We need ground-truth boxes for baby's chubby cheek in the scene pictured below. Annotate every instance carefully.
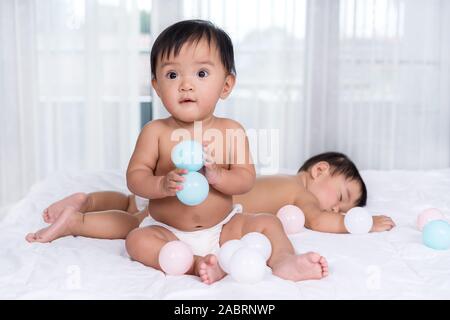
[318,188,337,211]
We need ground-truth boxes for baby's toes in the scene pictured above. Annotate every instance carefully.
[200,272,210,284]
[25,233,36,242]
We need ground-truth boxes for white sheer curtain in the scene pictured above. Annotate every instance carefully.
[151,0,450,172]
[0,0,141,209]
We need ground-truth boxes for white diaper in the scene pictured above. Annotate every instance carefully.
[134,195,149,211]
[140,204,243,256]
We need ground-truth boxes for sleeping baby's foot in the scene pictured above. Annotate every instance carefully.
[197,254,226,285]
[27,206,82,243]
[43,192,87,223]
[271,252,328,282]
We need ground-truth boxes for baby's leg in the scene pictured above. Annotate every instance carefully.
[125,226,224,284]
[126,226,179,270]
[220,213,329,281]
[43,191,134,223]
[27,207,144,243]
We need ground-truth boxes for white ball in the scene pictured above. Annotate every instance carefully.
[229,247,267,284]
[240,232,272,261]
[218,239,244,273]
[276,205,305,234]
[344,207,373,234]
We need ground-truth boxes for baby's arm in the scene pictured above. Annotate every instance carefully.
[203,120,255,195]
[295,195,395,233]
[127,121,183,199]
[299,200,348,233]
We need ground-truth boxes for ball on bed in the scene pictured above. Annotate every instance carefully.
[241,232,272,261]
[176,171,209,206]
[422,220,450,250]
[417,208,445,231]
[158,240,194,275]
[344,207,373,234]
[228,246,267,284]
[276,205,305,234]
[171,140,204,172]
[218,239,244,273]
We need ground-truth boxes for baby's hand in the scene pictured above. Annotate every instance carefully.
[371,215,396,232]
[159,168,187,197]
[202,142,223,186]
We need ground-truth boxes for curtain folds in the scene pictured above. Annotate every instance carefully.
[0,0,141,208]
[151,0,450,173]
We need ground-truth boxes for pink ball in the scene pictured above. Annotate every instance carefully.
[276,205,305,234]
[158,240,194,275]
[417,208,445,231]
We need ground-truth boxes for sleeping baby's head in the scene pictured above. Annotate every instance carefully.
[298,152,367,214]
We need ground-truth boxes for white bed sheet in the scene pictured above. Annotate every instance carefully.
[1,169,449,299]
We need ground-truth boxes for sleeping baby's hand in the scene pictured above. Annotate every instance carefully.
[371,215,396,232]
[202,142,223,186]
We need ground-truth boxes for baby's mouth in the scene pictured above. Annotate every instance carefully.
[180,98,196,104]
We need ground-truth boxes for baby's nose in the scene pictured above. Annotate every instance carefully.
[179,78,194,91]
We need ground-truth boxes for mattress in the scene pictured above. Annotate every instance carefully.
[1,169,449,299]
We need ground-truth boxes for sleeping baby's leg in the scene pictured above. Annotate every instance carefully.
[43,191,135,223]
[220,213,329,282]
[27,207,146,243]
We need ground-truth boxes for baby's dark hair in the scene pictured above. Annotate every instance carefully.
[298,152,367,207]
[150,19,236,79]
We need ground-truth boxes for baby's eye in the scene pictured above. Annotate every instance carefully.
[197,70,209,78]
[166,71,178,79]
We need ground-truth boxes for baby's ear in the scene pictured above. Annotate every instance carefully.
[151,78,161,97]
[220,74,236,99]
[311,161,330,179]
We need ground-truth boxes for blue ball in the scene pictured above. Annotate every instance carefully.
[176,171,209,206]
[171,140,203,172]
[422,220,450,250]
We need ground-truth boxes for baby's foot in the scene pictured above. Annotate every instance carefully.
[27,206,82,243]
[43,192,87,223]
[197,254,226,285]
[271,252,329,282]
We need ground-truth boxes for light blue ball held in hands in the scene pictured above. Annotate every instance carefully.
[176,171,209,206]
[422,220,450,250]
[171,140,204,172]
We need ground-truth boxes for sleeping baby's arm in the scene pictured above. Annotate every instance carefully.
[203,119,256,195]
[295,194,395,233]
[127,120,185,199]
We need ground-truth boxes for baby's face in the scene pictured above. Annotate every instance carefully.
[308,172,362,214]
[152,39,235,123]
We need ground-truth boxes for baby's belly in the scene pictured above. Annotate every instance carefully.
[148,189,233,231]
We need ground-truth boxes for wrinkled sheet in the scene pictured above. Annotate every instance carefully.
[1,169,449,299]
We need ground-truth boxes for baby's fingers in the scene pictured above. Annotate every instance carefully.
[166,181,183,195]
[168,169,187,182]
[380,219,395,230]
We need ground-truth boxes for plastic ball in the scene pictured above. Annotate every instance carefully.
[422,220,450,250]
[218,239,244,273]
[158,240,194,275]
[171,140,204,172]
[344,207,373,234]
[176,171,209,206]
[240,232,272,261]
[276,205,305,234]
[229,247,267,284]
[417,208,445,231]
